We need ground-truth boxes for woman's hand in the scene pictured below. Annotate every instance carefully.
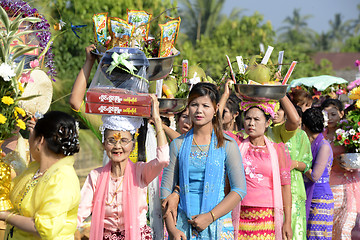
[150,94,161,120]
[282,221,293,240]
[162,191,180,224]
[290,160,297,170]
[0,211,7,221]
[224,79,233,97]
[85,44,97,64]
[187,212,213,232]
[168,227,187,240]
[26,118,36,135]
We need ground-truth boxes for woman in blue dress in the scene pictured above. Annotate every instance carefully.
[160,82,247,239]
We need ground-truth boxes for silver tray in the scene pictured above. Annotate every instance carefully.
[341,153,360,169]
[234,84,288,101]
[147,52,180,81]
[158,98,187,114]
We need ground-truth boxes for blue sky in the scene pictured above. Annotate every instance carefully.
[222,0,359,34]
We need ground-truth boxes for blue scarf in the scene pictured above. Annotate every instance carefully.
[178,129,225,219]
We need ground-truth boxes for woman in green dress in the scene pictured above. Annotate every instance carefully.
[272,104,312,240]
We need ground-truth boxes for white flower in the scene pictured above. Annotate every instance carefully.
[336,129,345,134]
[358,127,360,132]
[350,129,356,135]
[322,110,329,128]
[0,63,15,81]
[344,132,349,138]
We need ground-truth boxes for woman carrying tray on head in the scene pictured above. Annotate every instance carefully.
[161,82,247,239]
[228,99,293,240]
[77,94,169,239]
[218,80,301,144]
[321,99,360,239]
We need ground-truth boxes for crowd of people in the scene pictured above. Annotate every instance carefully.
[0,45,359,240]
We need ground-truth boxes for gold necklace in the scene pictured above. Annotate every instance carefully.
[105,176,124,205]
[193,138,205,152]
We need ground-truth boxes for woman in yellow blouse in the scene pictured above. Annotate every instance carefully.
[0,111,81,239]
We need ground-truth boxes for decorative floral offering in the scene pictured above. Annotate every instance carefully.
[335,86,360,153]
[0,5,42,140]
[0,0,56,80]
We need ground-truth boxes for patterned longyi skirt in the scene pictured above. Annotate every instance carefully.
[238,206,275,240]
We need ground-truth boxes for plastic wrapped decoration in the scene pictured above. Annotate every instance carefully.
[89,47,149,92]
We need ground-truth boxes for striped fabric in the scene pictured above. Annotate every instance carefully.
[238,206,275,240]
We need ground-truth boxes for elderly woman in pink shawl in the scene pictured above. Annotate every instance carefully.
[77,95,169,240]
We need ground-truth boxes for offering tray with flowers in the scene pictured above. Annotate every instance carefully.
[334,86,360,169]
[91,10,181,81]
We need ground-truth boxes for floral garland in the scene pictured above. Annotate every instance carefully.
[0,0,56,80]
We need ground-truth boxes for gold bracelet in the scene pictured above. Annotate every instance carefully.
[209,210,216,222]
[296,161,299,169]
[4,212,14,223]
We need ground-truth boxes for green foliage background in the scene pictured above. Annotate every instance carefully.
[31,0,359,115]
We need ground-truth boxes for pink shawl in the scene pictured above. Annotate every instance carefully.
[232,136,284,240]
[90,159,140,239]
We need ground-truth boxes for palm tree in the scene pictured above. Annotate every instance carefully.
[328,13,352,52]
[351,4,360,34]
[277,8,315,48]
[179,0,226,43]
[311,32,331,52]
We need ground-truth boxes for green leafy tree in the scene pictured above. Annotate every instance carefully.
[328,13,352,52]
[341,34,360,52]
[179,0,226,43]
[277,8,315,49]
[351,4,360,34]
[311,32,331,52]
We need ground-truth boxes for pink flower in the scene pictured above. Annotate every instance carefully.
[30,59,39,68]
[356,60,360,72]
[336,89,346,95]
[20,71,34,83]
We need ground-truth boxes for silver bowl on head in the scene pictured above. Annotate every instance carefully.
[147,52,180,81]
[234,84,288,101]
[158,98,187,114]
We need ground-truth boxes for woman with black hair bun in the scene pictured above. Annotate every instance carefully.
[321,99,360,239]
[0,111,81,239]
[302,107,334,239]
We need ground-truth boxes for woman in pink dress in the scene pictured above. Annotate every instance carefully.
[77,95,169,240]
[231,101,293,240]
[321,99,360,239]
